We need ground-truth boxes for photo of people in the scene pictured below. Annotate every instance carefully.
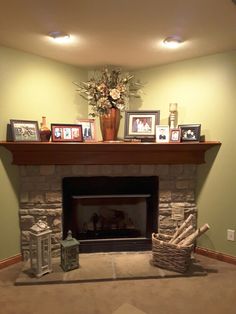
[76,119,96,142]
[54,127,62,139]
[179,124,201,142]
[170,128,181,142]
[125,111,160,141]
[159,128,167,140]
[10,121,40,141]
[132,117,152,133]
[72,128,80,139]
[182,129,196,140]
[51,124,83,142]
[63,128,72,139]
[156,125,169,143]
[82,123,92,139]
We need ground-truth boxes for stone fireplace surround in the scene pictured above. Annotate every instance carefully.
[19,164,197,260]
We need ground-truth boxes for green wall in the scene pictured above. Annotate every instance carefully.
[132,51,236,256]
[0,46,87,260]
[0,46,235,260]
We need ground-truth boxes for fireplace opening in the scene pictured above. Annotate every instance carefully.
[62,176,158,252]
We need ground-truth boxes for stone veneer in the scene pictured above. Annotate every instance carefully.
[19,164,197,260]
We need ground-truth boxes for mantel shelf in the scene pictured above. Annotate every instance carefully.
[0,141,221,165]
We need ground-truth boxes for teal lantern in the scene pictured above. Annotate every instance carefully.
[60,230,80,271]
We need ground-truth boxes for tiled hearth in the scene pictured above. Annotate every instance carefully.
[19,164,197,260]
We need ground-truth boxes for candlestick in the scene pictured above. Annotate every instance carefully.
[169,103,178,129]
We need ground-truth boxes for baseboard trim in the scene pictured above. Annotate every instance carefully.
[195,247,236,265]
[0,254,22,269]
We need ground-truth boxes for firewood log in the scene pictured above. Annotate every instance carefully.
[169,214,194,243]
[179,224,210,246]
[171,225,194,244]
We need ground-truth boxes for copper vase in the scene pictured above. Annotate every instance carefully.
[99,108,121,141]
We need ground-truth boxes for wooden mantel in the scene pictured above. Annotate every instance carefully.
[0,141,221,165]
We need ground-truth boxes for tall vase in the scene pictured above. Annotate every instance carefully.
[39,116,51,142]
[99,108,121,141]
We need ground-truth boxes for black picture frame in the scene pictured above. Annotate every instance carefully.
[124,110,160,141]
[51,124,83,142]
[179,124,201,142]
[10,119,40,142]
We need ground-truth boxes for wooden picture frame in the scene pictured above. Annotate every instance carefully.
[155,125,169,143]
[51,124,83,142]
[124,110,160,141]
[75,119,97,142]
[10,119,40,142]
[169,128,181,143]
[179,124,201,142]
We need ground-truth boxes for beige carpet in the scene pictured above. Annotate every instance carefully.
[1,254,236,314]
[112,303,147,314]
[15,252,206,285]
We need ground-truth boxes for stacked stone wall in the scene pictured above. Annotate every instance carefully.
[19,164,197,260]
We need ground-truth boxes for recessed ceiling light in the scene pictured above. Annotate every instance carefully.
[48,31,71,43]
[162,36,183,48]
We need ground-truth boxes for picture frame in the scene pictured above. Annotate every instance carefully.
[179,124,201,142]
[155,125,169,143]
[6,124,13,141]
[10,119,40,142]
[124,110,160,141]
[169,128,181,143]
[75,119,97,142]
[51,124,83,142]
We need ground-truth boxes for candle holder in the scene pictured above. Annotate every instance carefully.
[169,103,178,129]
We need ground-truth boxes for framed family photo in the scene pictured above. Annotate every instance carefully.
[51,124,83,142]
[76,119,97,142]
[10,119,40,142]
[179,124,201,142]
[155,125,169,143]
[169,128,181,143]
[124,110,160,141]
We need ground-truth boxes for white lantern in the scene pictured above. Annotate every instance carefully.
[29,220,52,278]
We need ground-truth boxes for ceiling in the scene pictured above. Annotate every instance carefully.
[0,0,236,70]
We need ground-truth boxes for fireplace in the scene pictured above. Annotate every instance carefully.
[0,141,219,260]
[62,176,158,252]
[17,163,198,260]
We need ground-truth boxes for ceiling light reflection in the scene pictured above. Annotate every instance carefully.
[162,36,183,48]
[48,32,72,44]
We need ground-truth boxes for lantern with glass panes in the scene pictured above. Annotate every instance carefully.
[60,230,80,271]
[29,219,52,278]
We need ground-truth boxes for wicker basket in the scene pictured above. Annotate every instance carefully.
[152,233,193,273]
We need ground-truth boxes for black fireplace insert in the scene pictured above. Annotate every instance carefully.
[62,176,158,252]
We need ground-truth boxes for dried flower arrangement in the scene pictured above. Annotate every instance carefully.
[73,67,143,117]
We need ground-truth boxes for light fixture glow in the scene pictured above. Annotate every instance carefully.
[48,32,71,43]
[163,36,183,48]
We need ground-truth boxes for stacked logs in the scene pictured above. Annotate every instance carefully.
[168,214,210,246]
